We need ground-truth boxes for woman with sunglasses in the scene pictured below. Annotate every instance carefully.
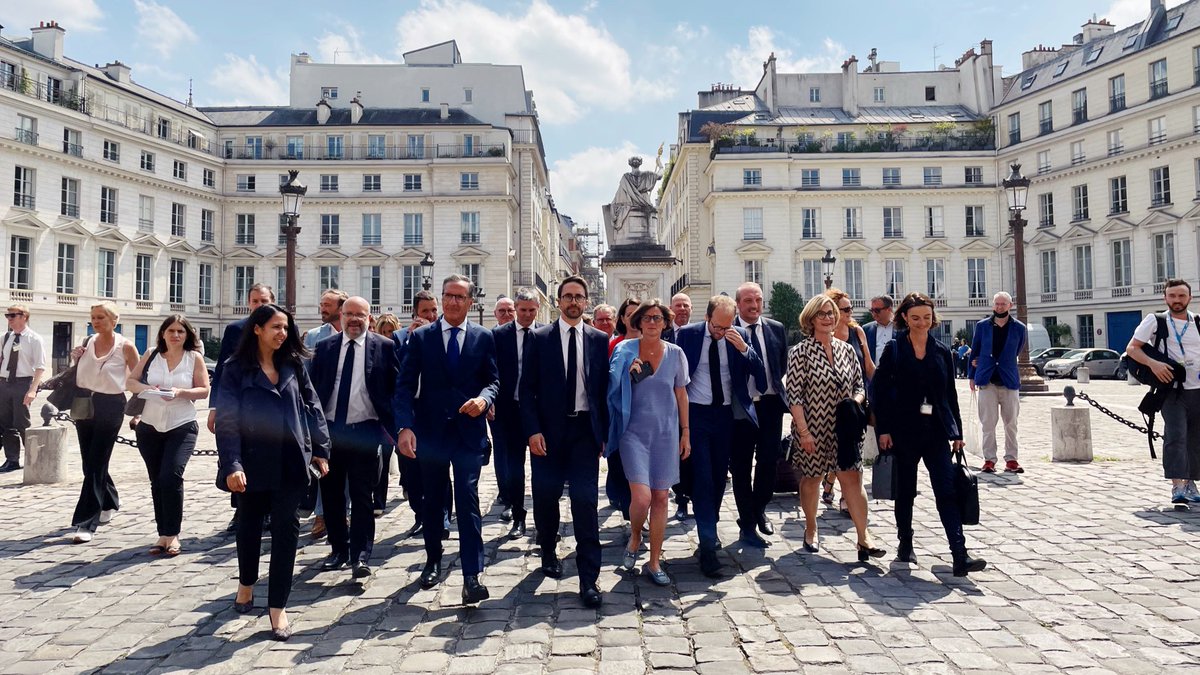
[820,289,876,509]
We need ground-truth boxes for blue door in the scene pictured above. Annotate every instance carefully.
[1105,311,1142,351]
[134,325,149,353]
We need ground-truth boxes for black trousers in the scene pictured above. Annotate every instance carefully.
[893,423,966,554]
[605,449,631,520]
[398,451,452,524]
[321,422,382,563]
[492,401,529,519]
[71,393,125,532]
[374,444,394,510]
[135,421,198,537]
[0,376,32,463]
[530,414,601,587]
[730,393,785,523]
[420,449,484,576]
[672,456,693,507]
[237,482,306,609]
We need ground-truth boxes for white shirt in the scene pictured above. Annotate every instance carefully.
[0,327,46,379]
[140,350,199,433]
[77,334,130,395]
[514,323,534,401]
[557,319,589,412]
[326,332,379,424]
[1133,311,1200,390]
[687,333,732,406]
[873,322,895,363]
[736,316,777,397]
[441,318,468,352]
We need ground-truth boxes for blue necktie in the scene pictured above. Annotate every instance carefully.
[447,326,461,371]
[334,340,355,426]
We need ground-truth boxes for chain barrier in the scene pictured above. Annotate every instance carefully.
[1075,391,1162,440]
[46,411,220,455]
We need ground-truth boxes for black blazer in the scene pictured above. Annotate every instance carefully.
[873,332,963,442]
[674,321,766,424]
[493,320,544,403]
[736,315,789,404]
[308,332,398,441]
[519,321,610,450]
[208,318,245,408]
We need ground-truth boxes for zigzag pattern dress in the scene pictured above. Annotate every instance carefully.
[785,337,866,478]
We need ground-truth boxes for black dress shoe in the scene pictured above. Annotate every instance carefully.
[739,530,770,549]
[270,625,292,641]
[406,520,424,539]
[352,561,372,579]
[699,550,723,578]
[462,575,490,604]
[419,560,441,589]
[674,502,689,520]
[233,595,254,614]
[500,506,513,523]
[442,528,451,541]
[580,585,602,608]
[756,513,774,536]
[857,543,886,563]
[896,540,916,563]
[541,554,563,579]
[802,531,820,553]
[321,553,349,571]
[506,519,527,541]
[0,461,20,473]
[952,551,987,577]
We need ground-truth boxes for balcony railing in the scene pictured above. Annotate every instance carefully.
[138,218,154,233]
[800,229,821,239]
[535,274,548,296]
[63,142,82,157]
[13,194,34,209]
[437,144,507,159]
[61,203,79,218]
[1074,290,1093,300]
[1041,293,1058,303]
[461,233,481,244]
[1109,94,1126,113]
[968,298,989,307]
[91,104,213,154]
[1008,130,1021,145]
[843,228,862,239]
[714,132,995,156]
[362,235,382,246]
[1038,218,1054,228]
[966,227,985,237]
[221,143,507,162]
[1154,282,1167,294]
[14,128,37,145]
[234,235,255,246]
[403,235,424,247]
[1111,286,1132,297]
[319,235,340,246]
[883,229,903,238]
[0,72,89,114]
[1150,80,1169,99]
[1072,108,1088,125]
[925,226,945,238]
[56,293,77,305]
[1108,143,1123,156]
[1039,120,1053,135]
[1072,211,1090,222]
[1151,195,1172,207]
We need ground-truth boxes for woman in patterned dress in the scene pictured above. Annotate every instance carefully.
[785,295,884,562]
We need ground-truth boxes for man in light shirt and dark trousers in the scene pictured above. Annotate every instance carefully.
[0,304,46,473]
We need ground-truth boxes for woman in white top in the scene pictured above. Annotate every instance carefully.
[69,301,140,543]
[127,315,210,556]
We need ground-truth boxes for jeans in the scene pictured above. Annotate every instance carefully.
[135,420,198,537]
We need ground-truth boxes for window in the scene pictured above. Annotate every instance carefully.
[286,136,305,159]
[836,132,854,148]
[882,168,900,186]
[1037,150,1051,174]
[1112,238,1132,287]
[1054,61,1070,78]
[1110,176,1128,214]
[61,177,79,218]
[362,213,381,246]
[464,87,473,103]
[320,214,340,245]
[320,174,339,192]
[743,169,762,186]
[843,208,861,238]
[223,139,233,159]
[244,136,263,159]
[135,254,152,301]
[101,187,119,225]
[236,175,256,192]
[461,211,481,244]
[1168,13,1184,31]
[156,118,170,139]
[169,259,185,304]
[198,263,212,307]
[1085,47,1103,65]
[56,243,76,294]
[884,259,905,297]
[809,87,821,103]
[925,206,944,237]
[745,260,764,287]
[1072,184,1089,221]
[203,168,215,188]
[966,258,987,301]
[362,174,381,192]
[1107,129,1123,156]
[275,267,287,308]
[1078,315,1095,348]
[404,213,424,246]
[321,86,338,100]
[172,160,186,181]
[459,264,480,288]
[923,167,942,186]
[360,266,381,309]
[407,134,425,159]
[801,259,823,300]
[1109,74,1126,112]
[873,87,885,103]
[1149,166,1172,207]
[1039,192,1055,228]
[8,236,30,290]
[97,249,116,298]
[1007,112,1021,144]
[1154,232,1176,281]
[402,265,421,307]
[964,167,982,184]
[924,86,936,101]
[1195,105,1200,133]
[1074,245,1093,290]
[103,139,120,162]
[1070,140,1085,165]
[201,209,214,243]
[1149,116,1166,145]
[14,114,36,145]
[140,151,155,172]
[1039,101,1053,135]
[1150,58,1168,99]
[1124,33,1139,49]
[421,87,430,102]
[171,203,186,237]
[926,258,945,300]
[461,172,480,190]
[883,207,903,238]
[139,195,154,231]
[842,168,861,187]
[326,135,343,160]
[800,208,820,239]
[13,166,34,209]
[1071,88,1088,124]
[1195,46,1200,85]
[801,169,820,187]
[843,260,864,302]
[403,174,422,191]
[236,214,255,245]
[1040,250,1058,293]
[234,266,255,305]
[63,128,81,157]
[965,206,984,237]
[1022,73,1037,90]
[742,208,764,240]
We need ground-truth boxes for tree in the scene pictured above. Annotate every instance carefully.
[1047,322,1074,348]
[768,281,805,345]
[955,327,971,343]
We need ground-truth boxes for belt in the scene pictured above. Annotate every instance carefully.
[0,376,32,383]
[566,410,591,418]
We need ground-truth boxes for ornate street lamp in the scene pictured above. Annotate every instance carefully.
[419,251,435,291]
[278,170,307,314]
[1002,163,1047,393]
[475,287,487,325]
[821,248,837,290]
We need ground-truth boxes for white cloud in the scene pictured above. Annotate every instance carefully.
[394,0,672,124]
[674,22,709,42]
[1103,0,1184,29]
[5,0,103,32]
[550,141,654,233]
[726,27,847,85]
[204,54,288,106]
[315,23,387,64]
[132,0,197,59]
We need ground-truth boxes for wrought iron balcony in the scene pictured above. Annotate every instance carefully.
[14,128,37,145]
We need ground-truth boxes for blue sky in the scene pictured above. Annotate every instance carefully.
[5,0,1179,228]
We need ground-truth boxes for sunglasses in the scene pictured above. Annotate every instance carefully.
[838,306,853,314]
[3,313,23,319]
[869,307,886,313]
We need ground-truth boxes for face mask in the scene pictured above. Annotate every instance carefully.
[993,310,1009,319]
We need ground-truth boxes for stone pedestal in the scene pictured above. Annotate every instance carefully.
[1051,406,1092,462]
[1075,367,1091,384]
[23,423,71,484]
[602,243,678,302]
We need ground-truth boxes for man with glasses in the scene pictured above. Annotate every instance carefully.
[591,304,617,338]
[395,274,499,604]
[862,295,895,365]
[493,296,515,326]
[0,304,45,473]
[665,293,693,519]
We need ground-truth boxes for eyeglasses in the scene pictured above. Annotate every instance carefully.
[816,311,836,319]
[3,313,22,319]
[559,294,588,304]
[839,306,853,314]
[442,293,471,303]
[641,315,665,324]
[342,312,370,320]
[869,307,885,314]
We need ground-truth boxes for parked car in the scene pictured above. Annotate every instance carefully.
[204,356,217,381]
[1030,347,1073,376]
[1042,348,1125,379]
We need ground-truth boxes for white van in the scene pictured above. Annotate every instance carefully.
[1027,323,1051,354]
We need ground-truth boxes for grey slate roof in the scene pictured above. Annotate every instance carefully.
[197,106,489,127]
[732,105,984,126]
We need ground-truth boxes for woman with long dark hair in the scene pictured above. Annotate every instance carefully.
[127,314,209,556]
[215,304,330,640]
[608,297,641,358]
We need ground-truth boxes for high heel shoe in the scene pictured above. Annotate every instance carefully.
[803,531,819,553]
[857,543,886,562]
[233,594,254,614]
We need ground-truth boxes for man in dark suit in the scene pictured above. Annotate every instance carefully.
[731,282,790,541]
[676,295,766,576]
[664,293,692,519]
[861,295,896,366]
[490,288,543,539]
[395,274,499,604]
[519,275,609,608]
[310,296,398,581]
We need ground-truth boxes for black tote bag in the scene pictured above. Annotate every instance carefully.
[871,452,895,500]
[953,449,980,526]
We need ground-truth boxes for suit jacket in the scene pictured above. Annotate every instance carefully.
[873,333,962,442]
[862,321,885,361]
[208,318,246,408]
[215,358,331,491]
[735,315,789,405]
[519,320,610,451]
[309,331,398,443]
[967,318,1028,390]
[393,319,499,457]
[493,321,545,403]
[674,321,766,425]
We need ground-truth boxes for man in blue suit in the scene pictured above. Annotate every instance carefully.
[520,276,609,608]
[968,291,1027,474]
[677,295,766,576]
[395,274,499,604]
[310,297,399,581]
[861,295,896,366]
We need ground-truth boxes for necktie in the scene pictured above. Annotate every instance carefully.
[334,340,356,426]
[4,333,16,379]
[748,323,764,396]
[519,327,530,378]
[566,326,578,413]
[447,326,461,371]
[709,336,724,406]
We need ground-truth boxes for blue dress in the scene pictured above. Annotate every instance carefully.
[619,341,690,490]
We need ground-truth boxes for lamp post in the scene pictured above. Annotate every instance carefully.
[419,251,435,291]
[1002,163,1048,393]
[821,248,837,290]
[475,287,487,325]
[279,170,307,315]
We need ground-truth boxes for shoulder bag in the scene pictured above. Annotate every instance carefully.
[953,448,980,526]
[124,350,160,417]
[43,335,93,411]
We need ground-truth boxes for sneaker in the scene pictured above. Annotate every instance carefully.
[99,509,116,524]
[1185,481,1200,504]
[1004,460,1024,474]
[980,461,996,474]
[1172,486,1189,505]
[72,527,93,543]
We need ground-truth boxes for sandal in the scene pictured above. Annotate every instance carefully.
[148,545,166,556]
[164,545,182,557]
[821,474,835,505]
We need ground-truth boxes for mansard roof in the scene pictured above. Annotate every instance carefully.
[198,106,488,128]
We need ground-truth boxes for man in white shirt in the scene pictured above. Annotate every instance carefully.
[0,304,45,472]
[861,295,895,365]
[1127,279,1200,505]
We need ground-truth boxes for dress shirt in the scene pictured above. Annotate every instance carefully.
[0,328,46,379]
[687,333,732,406]
[303,322,339,351]
[441,318,468,352]
[514,323,533,401]
[736,317,777,398]
[558,319,589,412]
[873,322,894,363]
[326,332,378,425]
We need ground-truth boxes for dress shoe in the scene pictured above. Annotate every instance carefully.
[233,593,254,614]
[270,625,293,642]
[802,530,819,553]
[406,520,424,539]
[756,513,774,536]
[896,540,916,563]
[321,553,349,571]
[739,529,770,549]
[352,561,372,579]
[580,585,602,608]
[952,551,987,577]
[857,543,886,563]
[72,527,92,543]
[419,560,442,589]
[499,506,513,522]
[674,502,690,520]
[462,575,490,604]
[309,516,327,540]
[699,549,723,578]
[0,460,20,473]
[373,508,384,518]
[541,553,563,579]
[506,519,526,541]
[225,512,240,533]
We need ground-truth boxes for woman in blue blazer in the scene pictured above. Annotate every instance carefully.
[216,304,330,641]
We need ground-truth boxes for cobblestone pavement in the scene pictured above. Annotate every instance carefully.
[2,380,1200,674]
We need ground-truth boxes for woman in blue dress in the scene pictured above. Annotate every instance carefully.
[607,299,690,586]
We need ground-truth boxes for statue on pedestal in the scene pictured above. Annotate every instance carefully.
[604,149,662,247]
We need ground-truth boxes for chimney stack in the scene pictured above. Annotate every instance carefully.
[316,98,331,125]
[30,20,65,61]
[102,61,132,84]
[439,102,449,120]
[350,92,363,124]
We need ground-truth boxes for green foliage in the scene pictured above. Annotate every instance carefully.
[1047,322,1074,348]
[955,327,971,343]
[768,281,805,345]
[203,337,222,361]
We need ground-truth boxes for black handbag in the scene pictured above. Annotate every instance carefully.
[953,449,980,526]
[1124,313,1191,386]
[124,350,159,417]
[42,335,93,410]
[871,452,895,500]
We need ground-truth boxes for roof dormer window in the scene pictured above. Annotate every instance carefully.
[1021,74,1037,90]
[1054,61,1069,77]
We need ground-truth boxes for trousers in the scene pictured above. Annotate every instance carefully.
[689,403,734,550]
[1162,388,1200,480]
[0,376,32,463]
[322,422,382,562]
[135,420,197,537]
[71,393,125,532]
[237,482,305,609]
[731,393,785,522]
[530,414,601,587]
[892,423,966,554]
[420,448,484,576]
[977,384,1020,462]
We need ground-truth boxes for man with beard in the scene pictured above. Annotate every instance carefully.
[968,292,1027,474]
[301,288,348,539]
[666,292,693,520]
